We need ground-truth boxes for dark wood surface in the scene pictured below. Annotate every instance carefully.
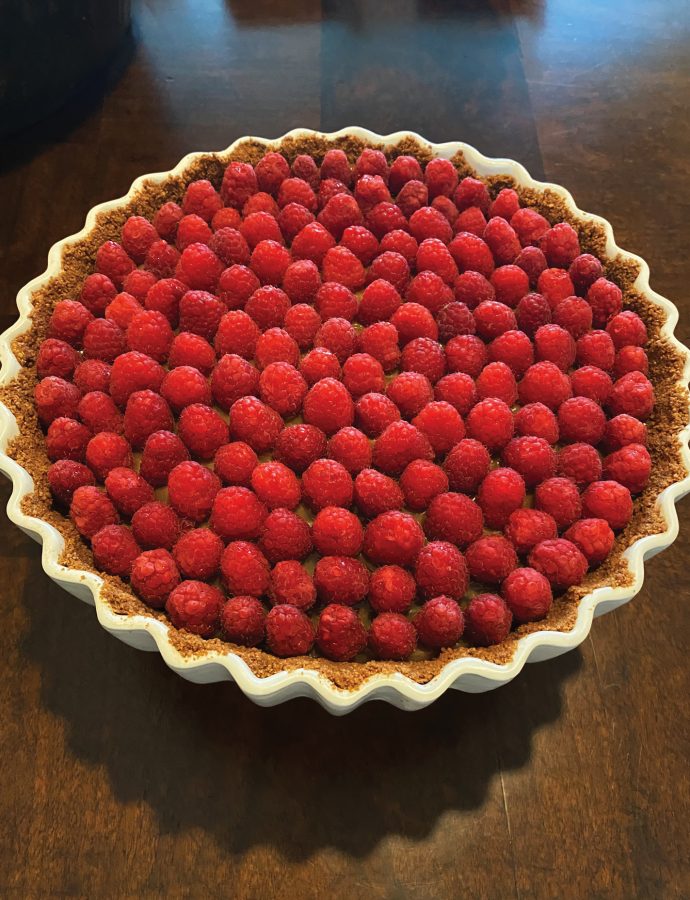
[1,1,689,897]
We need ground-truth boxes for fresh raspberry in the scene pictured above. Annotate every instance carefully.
[73,360,111,394]
[534,476,582,530]
[415,596,465,649]
[484,216,521,265]
[466,535,518,583]
[446,334,489,380]
[48,299,94,347]
[70,485,119,539]
[243,285,290,331]
[176,214,213,251]
[278,202,315,244]
[314,557,369,606]
[400,276,450,323]
[316,605,367,662]
[340,225,379,265]
[249,239,290,286]
[411,401,465,455]
[104,467,154,516]
[528,538,587,588]
[415,238,458,284]
[240,211,284,249]
[302,377,355,435]
[582,480,633,530]
[408,206,453,243]
[213,266,257,315]
[390,303,438,345]
[166,581,223,637]
[321,246,366,290]
[131,549,180,608]
[168,331,216,374]
[372,420,434,475]
[259,509,312,562]
[613,346,649,379]
[400,459,449,511]
[367,251,410,293]
[564,518,615,566]
[434,373,477,415]
[465,398,514,451]
[177,403,228,459]
[502,436,557,487]
[473,300,517,341]
[320,148,352,184]
[504,508,558,556]
[606,311,647,349]
[368,613,417,661]
[313,283,356,323]
[490,265,529,308]
[489,188,520,220]
[356,279,400,327]
[587,277,623,327]
[453,270,495,310]
[220,540,270,596]
[258,361,307,417]
[210,354,259,411]
[255,152,290,194]
[415,541,468,601]
[318,193,363,239]
[283,303,322,349]
[385,373,431,420]
[514,402,559,443]
[518,361,572,410]
[124,271,160,303]
[557,443,602,486]
[45,417,91,462]
[160,366,211,413]
[291,222,336,264]
[229,396,282,453]
[280,260,321,304]
[568,253,603,295]
[154,201,184,240]
[603,443,651,494]
[515,292,551,337]
[603,414,647,452]
[488,330,534,377]
[464,594,512,646]
[255,328,300,369]
[80,273,118,316]
[123,390,174,449]
[209,486,267,543]
[514,246,548,285]
[274,424,327,473]
[176,243,224,291]
[354,468,404,518]
[214,441,257,486]
[400,337,446,384]
[477,467,526,529]
[354,174,390,212]
[207,227,250,267]
[315,316,357,362]
[502,567,553,623]
[302,458,353,511]
[177,290,225,341]
[144,239,180,278]
[291,154,320,187]
[570,366,613,404]
[558,397,606,444]
[140,430,190,487]
[538,268,575,308]
[541,222,580,268]
[36,339,79,380]
[327,426,371,474]
[221,161,258,207]
[454,177,490,213]
[144,277,186,326]
[507,207,549,248]
[131,500,180,550]
[265,605,315,657]
[434,304,474,345]
[221,596,266,646]
[48,460,96,506]
[454,206,488,238]
[342,353,386,398]
[105,292,142,331]
[424,157,458,199]
[443,439,490,492]
[534,324,576,371]
[312,506,364,556]
[167,460,221,522]
[476,361,518,404]
[433,195,460,225]
[91,524,140,577]
[424,491,483,547]
[269,560,316,610]
[214,310,260,359]
[85,432,133,480]
[181,178,223,222]
[389,155,424,193]
[83,318,126,363]
[358,322,401,373]
[368,202,411,238]
[95,240,135,288]
[363,510,425,566]
[607,371,655,420]
[368,566,416,613]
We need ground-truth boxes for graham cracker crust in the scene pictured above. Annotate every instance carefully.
[1,133,688,693]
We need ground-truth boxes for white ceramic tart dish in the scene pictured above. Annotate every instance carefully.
[1,127,689,715]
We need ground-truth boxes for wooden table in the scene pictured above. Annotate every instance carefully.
[1,1,689,896]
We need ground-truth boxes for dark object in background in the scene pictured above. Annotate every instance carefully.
[0,0,132,136]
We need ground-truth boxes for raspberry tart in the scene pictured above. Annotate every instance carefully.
[1,128,688,713]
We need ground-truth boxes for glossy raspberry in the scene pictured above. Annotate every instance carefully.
[488,330,534,378]
[70,484,119,539]
[490,188,520,220]
[244,285,291,330]
[48,299,94,348]
[318,193,363,239]
[534,324,575,371]
[228,396,282,453]
[416,239,458,284]
[314,283,356,322]
[291,221,335,264]
[603,443,651,494]
[476,361,518,404]
[541,222,580,268]
[514,402,559,444]
[131,549,180,608]
[606,311,647,349]
[256,362,306,418]
[104,466,154,516]
[368,613,417,661]
[534,477,582,530]
[354,468,404,518]
[291,153,319,187]
[454,207,488,238]
[341,225,379,265]
[302,377,355,435]
[302,458,353,511]
[327,427,371,475]
[144,239,180,278]
[538,268,575,309]
[586,277,623,327]
[315,316,357,363]
[477,467,526,529]
[82,318,127,364]
[250,239,291,285]
[387,155,423,193]
[220,540,270,597]
[176,214,212,251]
[158,367,210,414]
[298,348,340,387]
[72,362,109,397]
[502,436,557,487]
[409,401,464,456]
[484,216,521,265]
[153,201,183,240]
[607,372,655,420]
[105,292,142,331]
[466,535,518,583]
[408,206,452,243]
[354,174,390,213]
[131,500,180,550]
[281,305,321,352]
[400,337,445,384]
[435,305,474,347]
[568,253,603,294]
[415,596,465,650]
[85,432,133,481]
[613,346,649,379]
[255,328,300,369]
[565,517,615,566]
[558,397,606,444]
[443,439,491,493]
[400,459,449,511]
[109,351,164,408]
[424,491,483,548]
[464,594,513,646]
[367,251,411,294]
[240,211,283,249]
[518,361,572,410]
[389,305,436,348]
[378,230,418,264]
[35,338,78,381]
[603,414,647,452]
[211,443,255,488]
[316,605,367,662]
[314,556,369,605]
[508,206,549,246]
[216,265,259,312]
[553,296,592,339]
[139,430,189,488]
[576,329,615,371]
[166,581,223,637]
[368,566,416,614]
[123,390,173,450]
[415,541,468,601]
[260,508,312,563]
[432,375,475,419]
[516,292,551,337]
[372,420,433,476]
[221,596,266,647]
[79,273,118,317]
[312,506,364,557]
[176,243,224,292]
[528,538,588,589]
[319,148,351,184]
[95,240,135,288]
[445,334,488,378]
[167,460,220,523]
[557,442,602,487]
[423,157,458,199]
[265,605,315,657]
[452,272,493,312]
[404,273,452,319]
[221,161,258,207]
[210,355,258,412]
[322,245,366,290]
[342,353,386,398]
[354,325,398,376]
[363,511,425,567]
[123,269,160,300]
[172,528,223,581]
[168,331,216,374]
[214,305,260,361]
[90,524,140,577]
[570,366,613,404]
[473,301,518,342]
[502,567,553,623]
[490,265,529,308]
[268,560,316,611]
[45,417,91,462]
[48,460,96,506]
[176,403,228,460]
[466,398,514,451]
[504,508,558,556]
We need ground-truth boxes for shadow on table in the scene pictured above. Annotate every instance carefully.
[21,544,580,860]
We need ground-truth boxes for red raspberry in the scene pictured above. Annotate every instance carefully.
[48,460,95,506]
[314,556,369,606]
[368,613,416,660]
[476,361,518,404]
[488,330,534,377]
[436,302,475,343]
[178,403,228,459]
[80,273,117,316]
[95,240,135,288]
[342,353,385,398]
[221,596,266,646]
[182,179,222,221]
[568,253,603,295]
[302,458,353,511]
[358,321,401,373]
[244,285,290,330]
[123,390,173,449]
[534,323,576,371]
[269,561,316,610]
[208,228,250,267]
[433,195,460,225]
[278,202,316,243]
[214,441,257,486]
[582,480,633,530]
[123,267,159,300]
[515,292,551,337]
[45,417,91,462]
[367,251,410,293]
[587,277,623,327]
[315,316,357,362]
[73,360,111,395]
[229,396,282,453]
[320,148,352,184]
[250,239,291,286]
[131,549,180,608]
[265,605,315,657]
[387,371,434,418]
[105,467,153,516]
[283,303,321,349]
[541,223,580,268]
[603,414,647,452]
[453,270,495,309]
[48,299,94,347]
[401,337,446,384]
[389,155,423,193]
[371,205,414,242]
[415,596,465,649]
[372,421,434,475]
[502,567,553,623]
[258,361,307,417]
[477,467,525,529]
[356,389,401,438]
[538,268,575,308]
[240,211,283,249]
[464,594,512,646]
[140,430,190,487]
[177,290,225,341]
[411,400,465,454]
[91,524,140,576]
[570,366,613,404]
[613,346,649,379]
[176,243,223,291]
[558,397,606,444]
[318,193,363,239]
[131,500,180,550]
[390,303,438,345]
[434,373,477,415]
[85,432,133,481]
[319,179,350,210]
[529,538,587,588]
[400,459,449,511]
[406,271,454,315]
[216,265,259,312]
[209,485,267,542]
[168,331,216,374]
[321,246,366,290]
[215,310,260,359]
[260,509,312,562]
[291,222,335,264]
[314,282,357,322]
[312,506,364,556]
[603,443,651,494]
[558,443,602,487]
[36,338,79,380]
[368,566,415,614]
[518,361,572,410]
[144,277,186,326]
[255,152,290,194]
[409,206,453,243]
[316,605,367,662]
[484,216,521,265]
[354,174,390,212]
[302,377,355,435]
[514,246,548,285]
[490,265,529,308]
[292,154,319,187]
[176,214,213,251]
[77,390,121,436]
[83,318,126,363]
[514,402,559,443]
[255,328,300,369]
[564,518,614,566]
[424,491,483,547]
[144,239,180,278]
[210,354,259,410]
[274,424,327,473]
[415,541,468,601]
[504,508,558,555]
[166,581,223,637]
[154,201,184,240]
[607,371,655,420]
[105,292,142,331]
[489,188,520,220]
[363,510,425,566]
[340,225,379,265]
[70,485,119,539]
[424,157,458,199]
[416,238,458,284]
[172,528,224,581]
[357,279,401,326]
[553,296,593,339]
[534,477,582,530]
[454,177,490,213]
[221,161,258,207]
[328,426,371,474]
[443,438,490,492]
[465,398,514,451]
[354,468,404,518]
[279,261,320,305]
[502,436,557,487]
[466,536,518,583]
[160,366,211,413]
[606,311,647,349]
[168,460,220,522]
[220,540,270,596]
[454,207,487,237]
[474,300,517,341]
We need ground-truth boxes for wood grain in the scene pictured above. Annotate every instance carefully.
[1,1,689,896]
